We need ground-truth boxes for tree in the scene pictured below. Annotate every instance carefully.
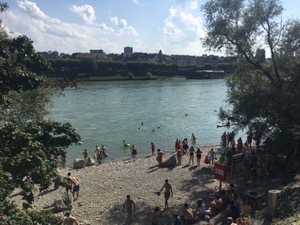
[201,0,300,157]
[158,50,163,63]
[0,3,81,224]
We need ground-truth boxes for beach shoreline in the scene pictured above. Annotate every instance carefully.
[13,146,226,225]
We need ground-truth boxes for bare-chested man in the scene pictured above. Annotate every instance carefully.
[67,175,80,200]
[63,211,79,225]
[159,179,173,209]
[123,195,135,224]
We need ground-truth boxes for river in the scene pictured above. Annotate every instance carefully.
[50,79,236,162]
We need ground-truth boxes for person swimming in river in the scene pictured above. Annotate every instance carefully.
[123,140,130,147]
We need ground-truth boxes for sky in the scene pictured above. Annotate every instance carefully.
[2,0,300,56]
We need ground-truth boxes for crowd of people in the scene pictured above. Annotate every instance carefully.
[120,181,250,225]
[56,130,263,225]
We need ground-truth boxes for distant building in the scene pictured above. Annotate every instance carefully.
[124,46,133,57]
[90,49,104,54]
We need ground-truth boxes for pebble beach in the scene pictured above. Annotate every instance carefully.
[14,146,229,225]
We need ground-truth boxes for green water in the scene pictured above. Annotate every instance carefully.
[50,79,233,162]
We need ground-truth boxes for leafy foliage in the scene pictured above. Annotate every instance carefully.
[0,2,80,224]
[202,0,300,157]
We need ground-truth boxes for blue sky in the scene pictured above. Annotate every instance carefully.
[2,0,300,56]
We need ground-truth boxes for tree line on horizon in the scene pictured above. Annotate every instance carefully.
[35,58,237,79]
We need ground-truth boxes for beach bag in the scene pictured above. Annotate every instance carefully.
[204,155,209,164]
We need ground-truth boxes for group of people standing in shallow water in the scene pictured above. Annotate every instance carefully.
[174,137,204,167]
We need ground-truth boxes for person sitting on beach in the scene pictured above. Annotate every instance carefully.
[206,196,222,216]
[159,179,173,209]
[220,189,233,210]
[203,215,214,225]
[148,207,162,225]
[173,213,182,225]
[123,195,135,224]
[63,211,79,225]
[194,198,206,221]
[181,203,195,224]
[67,175,80,200]
[226,216,237,225]
[226,202,241,223]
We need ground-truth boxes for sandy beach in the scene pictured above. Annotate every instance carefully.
[13,146,229,225]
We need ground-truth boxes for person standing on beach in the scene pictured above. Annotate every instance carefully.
[100,145,107,162]
[67,175,80,201]
[188,146,195,164]
[208,148,216,165]
[94,145,102,165]
[130,144,137,161]
[123,195,135,224]
[159,179,173,209]
[157,149,164,167]
[196,148,202,167]
[63,211,79,225]
[65,172,72,194]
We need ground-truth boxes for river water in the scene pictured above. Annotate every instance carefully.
[50,79,234,162]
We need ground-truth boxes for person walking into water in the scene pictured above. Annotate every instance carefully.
[94,145,102,165]
[151,142,155,156]
[123,194,135,224]
[130,144,137,161]
[159,179,173,209]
